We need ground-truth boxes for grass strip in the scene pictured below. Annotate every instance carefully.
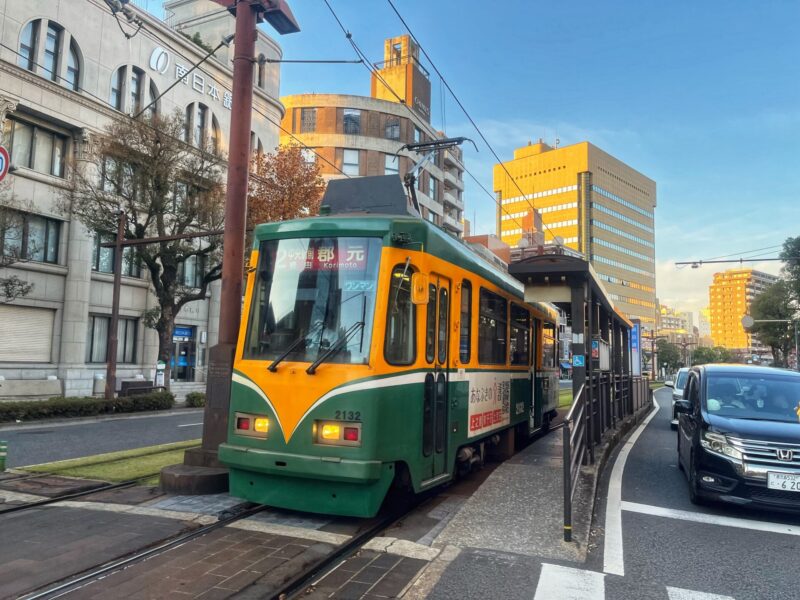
[31,448,191,483]
[23,439,200,472]
[558,388,573,408]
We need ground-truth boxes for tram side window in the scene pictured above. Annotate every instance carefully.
[510,304,530,365]
[385,265,416,365]
[542,322,557,368]
[459,280,471,363]
[478,288,507,364]
[425,284,436,363]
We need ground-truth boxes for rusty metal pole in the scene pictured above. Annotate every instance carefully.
[198,1,258,460]
[105,210,126,400]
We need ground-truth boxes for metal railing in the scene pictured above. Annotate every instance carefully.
[562,374,653,541]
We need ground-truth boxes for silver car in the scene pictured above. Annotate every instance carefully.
[665,367,689,429]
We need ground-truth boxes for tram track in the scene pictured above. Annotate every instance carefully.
[0,471,163,516]
[20,502,266,600]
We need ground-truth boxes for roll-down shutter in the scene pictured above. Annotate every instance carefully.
[0,305,55,362]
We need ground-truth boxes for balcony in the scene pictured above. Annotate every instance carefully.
[443,213,464,233]
[443,149,464,169]
[443,169,464,191]
[443,190,464,210]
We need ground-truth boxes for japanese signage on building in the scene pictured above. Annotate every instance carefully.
[149,47,232,110]
[631,320,642,376]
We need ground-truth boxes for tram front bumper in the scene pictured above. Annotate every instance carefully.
[219,444,384,483]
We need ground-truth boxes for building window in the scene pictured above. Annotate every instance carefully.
[301,149,316,165]
[0,210,60,264]
[177,255,205,288]
[300,108,316,133]
[18,21,39,71]
[459,280,471,363]
[110,67,124,110]
[478,288,507,365]
[195,104,207,146]
[385,118,400,140]
[210,115,221,154]
[3,117,67,178]
[42,23,62,82]
[145,80,159,118]
[65,40,80,91]
[385,265,416,365]
[86,315,137,364]
[343,109,361,135]
[429,176,437,200]
[385,153,399,175]
[91,232,140,277]
[414,127,422,143]
[130,68,145,115]
[342,149,359,176]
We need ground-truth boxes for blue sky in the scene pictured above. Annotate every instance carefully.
[145,1,800,313]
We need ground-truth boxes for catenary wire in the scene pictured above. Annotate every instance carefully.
[385,0,564,246]
[321,0,528,232]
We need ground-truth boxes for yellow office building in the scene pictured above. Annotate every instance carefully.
[708,268,779,351]
[494,141,657,327]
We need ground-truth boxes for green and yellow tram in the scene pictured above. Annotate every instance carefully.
[220,190,560,518]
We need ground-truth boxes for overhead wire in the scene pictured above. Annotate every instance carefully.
[385,0,564,246]
[321,0,527,232]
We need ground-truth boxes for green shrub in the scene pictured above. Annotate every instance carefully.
[0,391,175,423]
[184,391,206,407]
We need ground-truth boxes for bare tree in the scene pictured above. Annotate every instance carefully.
[0,183,34,303]
[61,112,225,386]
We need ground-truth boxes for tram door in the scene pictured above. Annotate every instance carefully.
[422,274,450,481]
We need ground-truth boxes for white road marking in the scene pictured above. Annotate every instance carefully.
[177,422,203,428]
[227,518,351,544]
[667,586,735,600]
[622,501,800,537]
[361,536,441,561]
[533,563,605,600]
[53,500,217,524]
[602,398,660,576]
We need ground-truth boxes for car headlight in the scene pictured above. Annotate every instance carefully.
[700,431,742,461]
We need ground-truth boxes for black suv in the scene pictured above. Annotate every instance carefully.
[676,364,800,509]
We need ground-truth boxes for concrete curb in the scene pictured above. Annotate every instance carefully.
[0,407,203,431]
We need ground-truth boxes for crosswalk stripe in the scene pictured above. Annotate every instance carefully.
[533,563,605,600]
[667,586,735,600]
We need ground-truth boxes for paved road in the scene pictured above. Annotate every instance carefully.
[564,386,800,600]
[0,409,204,467]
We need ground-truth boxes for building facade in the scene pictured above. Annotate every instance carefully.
[708,268,779,352]
[494,140,657,328]
[280,35,465,236]
[657,303,695,343]
[0,0,284,397]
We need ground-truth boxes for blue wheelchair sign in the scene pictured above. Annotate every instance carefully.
[572,354,585,368]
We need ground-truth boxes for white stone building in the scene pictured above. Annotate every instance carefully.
[0,0,284,398]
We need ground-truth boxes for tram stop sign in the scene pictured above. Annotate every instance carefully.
[0,146,9,183]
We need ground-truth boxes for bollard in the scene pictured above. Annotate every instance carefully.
[0,441,6,471]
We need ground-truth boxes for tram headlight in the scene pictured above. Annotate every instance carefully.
[314,420,362,447]
[234,412,269,439]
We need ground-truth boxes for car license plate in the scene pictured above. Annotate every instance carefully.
[767,472,800,492]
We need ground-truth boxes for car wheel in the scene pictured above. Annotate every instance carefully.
[687,452,704,505]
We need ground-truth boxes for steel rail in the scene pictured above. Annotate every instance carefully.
[20,503,265,600]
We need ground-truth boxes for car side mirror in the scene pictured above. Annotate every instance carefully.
[665,380,674,388]
[674,399,692,414]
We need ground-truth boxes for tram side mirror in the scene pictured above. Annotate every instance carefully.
[411,272,429,305]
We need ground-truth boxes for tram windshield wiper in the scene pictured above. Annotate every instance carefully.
[306,321,365,375]
[267,322,323,372]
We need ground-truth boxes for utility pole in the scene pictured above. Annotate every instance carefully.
[105,211,126,400]
[162,0,300,493]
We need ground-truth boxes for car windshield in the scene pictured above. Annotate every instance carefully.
[704,373,800,424]
[676,370,688,389]
[243,237,382,365]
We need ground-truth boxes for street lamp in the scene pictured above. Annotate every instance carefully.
[742,315,799,371]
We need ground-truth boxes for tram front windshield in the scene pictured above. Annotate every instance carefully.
[244,237,382,365]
